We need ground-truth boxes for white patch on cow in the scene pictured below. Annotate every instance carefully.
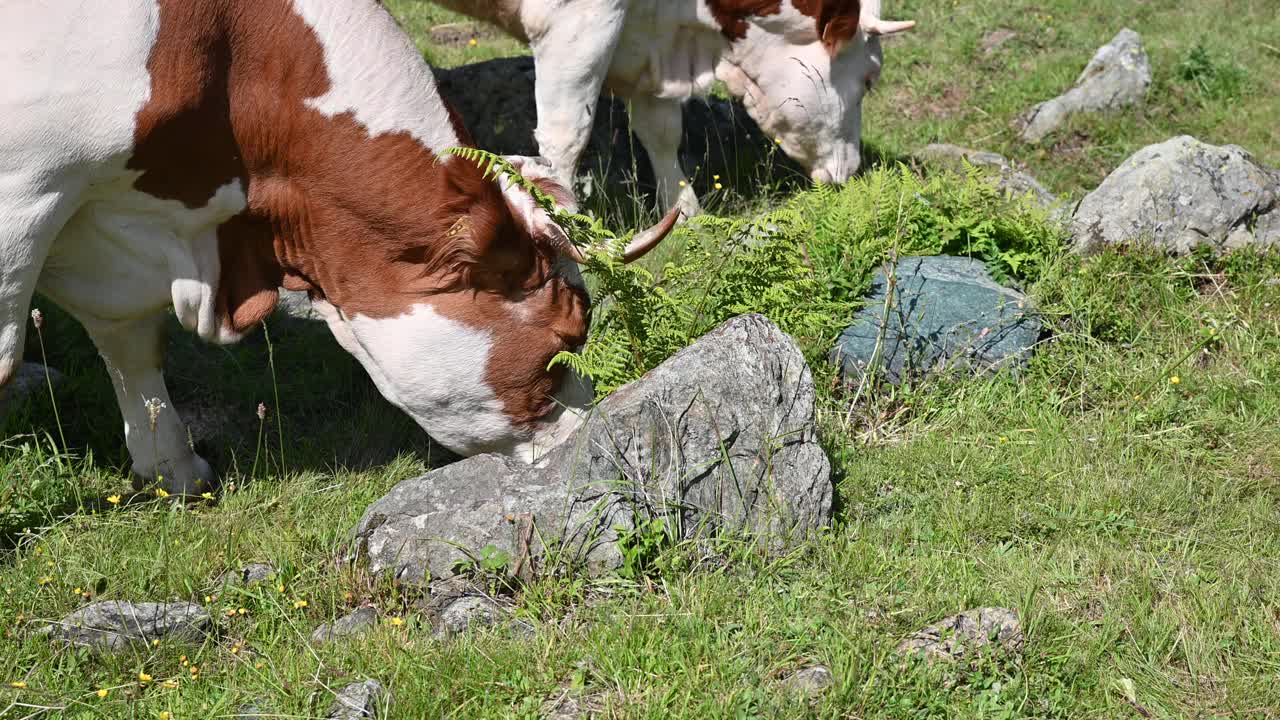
[518,369,593,466]
[0,0,161,393]
[339,303,522,457]
[43,178,246,344]
[291,0,460,153]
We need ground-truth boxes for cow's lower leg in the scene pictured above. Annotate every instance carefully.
[629,96,700,220]
[86,314,214,495]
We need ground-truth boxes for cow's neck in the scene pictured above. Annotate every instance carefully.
[227,0,483,321]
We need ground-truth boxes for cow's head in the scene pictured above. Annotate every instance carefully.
[309,155,677,464]
[713,0,914,184]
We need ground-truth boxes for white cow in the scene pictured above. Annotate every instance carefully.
[432,0,915,215]
[0,0,675,493]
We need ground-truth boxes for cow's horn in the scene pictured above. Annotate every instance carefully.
[564,205,682,265]
[620,205,682,264]
[860,2,915,36]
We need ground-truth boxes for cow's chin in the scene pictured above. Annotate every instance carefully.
[514,370,595,466]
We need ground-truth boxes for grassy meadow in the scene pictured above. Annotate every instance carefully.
[3,1,1279,718]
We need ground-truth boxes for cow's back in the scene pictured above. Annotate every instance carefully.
[0,1,161,189]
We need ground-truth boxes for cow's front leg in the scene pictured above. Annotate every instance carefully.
[529,7,625,193]
[629,96,700,219]
[87,314,214,495]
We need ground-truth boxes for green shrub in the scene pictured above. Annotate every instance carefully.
[557,164,1070,395]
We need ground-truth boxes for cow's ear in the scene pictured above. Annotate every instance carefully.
[821,14,860,55]
[215,214,282,341]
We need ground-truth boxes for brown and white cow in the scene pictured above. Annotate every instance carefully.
[432,0,915,216]
[0,0,675,493]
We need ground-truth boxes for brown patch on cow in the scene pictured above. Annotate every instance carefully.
[793,0,861,54]
[705,0,783,40]
[131,0,589,430]
[708,1,861,53]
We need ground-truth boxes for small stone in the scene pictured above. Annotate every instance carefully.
[310,607,379,646]
[781,665,834,695]
[212,563,275,588]
[326,679,387,719]
[897,607,1024,662]
[234,705,270,719]
[979,29,1017,56]
[435,596,501,638]
[41,601,212,653]
[1019,29,1151,143]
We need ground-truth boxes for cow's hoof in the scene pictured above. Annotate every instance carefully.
[132,455,218,497]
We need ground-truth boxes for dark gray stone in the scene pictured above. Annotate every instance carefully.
[435,596,502,638]
[831,256,1041,385]
[353,314,831,582]
[1072,136,1280,255]
[311,607,379,646]
[326,680,387,719]
[781,665,835,695]
[0,362,63,419]
[913,144,1058,208]
[897,607,1024,662]
[432,57,804,206]
[41,601,211,653]
[1019,29,1151,143]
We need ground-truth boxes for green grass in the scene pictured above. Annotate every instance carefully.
[4,2,1280,718]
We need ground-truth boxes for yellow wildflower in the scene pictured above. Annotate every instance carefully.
[8,681,27,689]
[97,688,109,698]
[138,672,153,684]
[1170,375,1181,385]
[37,576,53,586]
[107,495,121,505]
[293,600,308,609]
[200,493,215,501]
[388,617,405,627]
[162,680,178,689]
[468,37,478,46]
[160,712,173,720]
[155,488,170,498]
[237,608,248,616]
[277,583,285,593]
[714,182,723,190]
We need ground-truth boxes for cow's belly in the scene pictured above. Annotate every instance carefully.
[606,8,726,99]
[40,171,247,337]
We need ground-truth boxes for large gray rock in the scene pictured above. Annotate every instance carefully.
[435,596,502,638]
[898,607,1024,662]
[1019,29,1151,143]
[913,144,1058,208]
[41,601,211,653]
[326,680,387,719]
[1072,136,1280,255]
[353,314,831,582]
[433,57,804,205]
[831,256,1041,385]
[0,362,63,419]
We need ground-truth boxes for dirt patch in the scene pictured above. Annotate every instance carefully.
[891,83,972,121]
[428,22,505,48]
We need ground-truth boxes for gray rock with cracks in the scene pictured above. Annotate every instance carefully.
[1019,28,1151,142]
[353,314,832,583]
[1072,135,1280,255]
[40,601,212,653]
[897,607,1024,662]
[435,596,502,638]
[326,680,388,719]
